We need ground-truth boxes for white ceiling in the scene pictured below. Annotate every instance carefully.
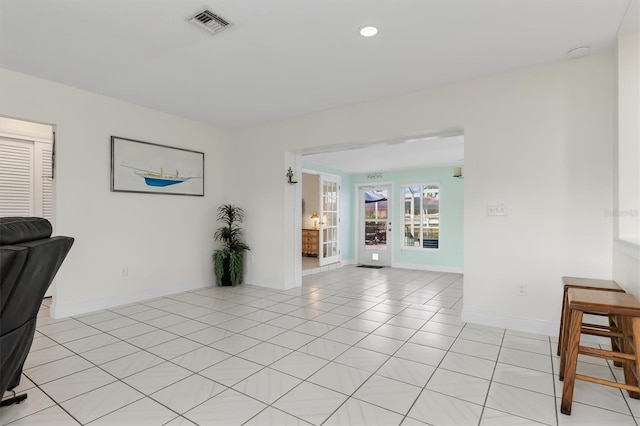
[1,0,636,130]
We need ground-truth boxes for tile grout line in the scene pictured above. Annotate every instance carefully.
[25,271,461,424]
[12,268,627,425]
[397,308,467,425]
[476,327,507,426]
[238,275,462,424]
[317,304,447,425]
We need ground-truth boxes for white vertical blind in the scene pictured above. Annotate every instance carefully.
[41,147,53,222]
[0,138,34,216]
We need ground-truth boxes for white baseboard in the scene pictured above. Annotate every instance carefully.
[301,260,348,277]
[50,282,211,319]
[462,307,558,337]
[615,238,640,260]
[461,307,609,345]
[391,262,464,274]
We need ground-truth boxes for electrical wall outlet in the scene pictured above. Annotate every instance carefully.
[517,284,526,296]
[121,266,128,278]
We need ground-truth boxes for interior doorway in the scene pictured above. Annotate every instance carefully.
[0,116,55,296]
[301,171,341,273]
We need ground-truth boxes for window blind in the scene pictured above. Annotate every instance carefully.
[0,139,34,216]
[42,147,53,222]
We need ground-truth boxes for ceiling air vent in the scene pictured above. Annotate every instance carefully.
[188,8,231,35]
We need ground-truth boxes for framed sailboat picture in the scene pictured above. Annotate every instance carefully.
[111,136,204,196]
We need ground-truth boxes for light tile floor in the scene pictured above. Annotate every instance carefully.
[2,266,639,425]
[301,257,342,276]
[301,256,319,272]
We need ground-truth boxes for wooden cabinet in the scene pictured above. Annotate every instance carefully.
[302,229,319,257]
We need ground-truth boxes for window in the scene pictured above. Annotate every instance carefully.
[402,183,439,249]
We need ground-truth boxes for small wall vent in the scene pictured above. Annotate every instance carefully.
[188,8,231,35]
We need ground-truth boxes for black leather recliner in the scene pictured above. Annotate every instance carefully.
[0,217,74,407]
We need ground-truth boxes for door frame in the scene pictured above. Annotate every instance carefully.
[301,168,342,268]
[355,182,393,266]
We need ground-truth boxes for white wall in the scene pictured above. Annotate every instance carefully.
[613,32,640,297]
[616,32,640,243]
[0,51,620,332]
[463,54,615,333]
[231,52,616,333]
[0,68,230,317]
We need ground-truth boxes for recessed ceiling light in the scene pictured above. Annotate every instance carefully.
[567,46,590,59]
[359,25,378,37]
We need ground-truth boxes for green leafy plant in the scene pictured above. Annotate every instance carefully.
[212,204,250,286]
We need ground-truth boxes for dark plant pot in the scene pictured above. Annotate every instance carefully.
[221,257,233,286]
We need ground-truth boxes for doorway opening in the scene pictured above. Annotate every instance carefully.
[0,116,55,296]
[298,131,463,280]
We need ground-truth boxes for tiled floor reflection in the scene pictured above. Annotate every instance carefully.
[301,257,342,276]
[2,266,638,425]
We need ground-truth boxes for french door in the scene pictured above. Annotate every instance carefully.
[358,184,392,266]
[319,175,340,266]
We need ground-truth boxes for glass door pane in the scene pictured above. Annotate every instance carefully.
[319,175,340,266]
[363,189,388,250]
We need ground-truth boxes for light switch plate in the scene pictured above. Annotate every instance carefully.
[487,203,507,216]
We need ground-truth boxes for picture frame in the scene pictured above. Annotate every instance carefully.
[111,136,204,196]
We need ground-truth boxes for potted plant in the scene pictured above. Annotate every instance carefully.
[212,204,250,286]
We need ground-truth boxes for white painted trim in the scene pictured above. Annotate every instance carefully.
[301,168,341,180]
[461,307,608,344]
[355,182,394,266]
[0,131,53,144]
[50,281,211,319]
[462,307,558,336]
[301,261,346,277]
[391,262,463,274]
[301,168,319,175]
[614,238,640,260]
[399,181,442,252]
[319,174,342,267]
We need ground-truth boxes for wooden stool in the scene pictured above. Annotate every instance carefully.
[560,288,640,415]
[557,277,624,357]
